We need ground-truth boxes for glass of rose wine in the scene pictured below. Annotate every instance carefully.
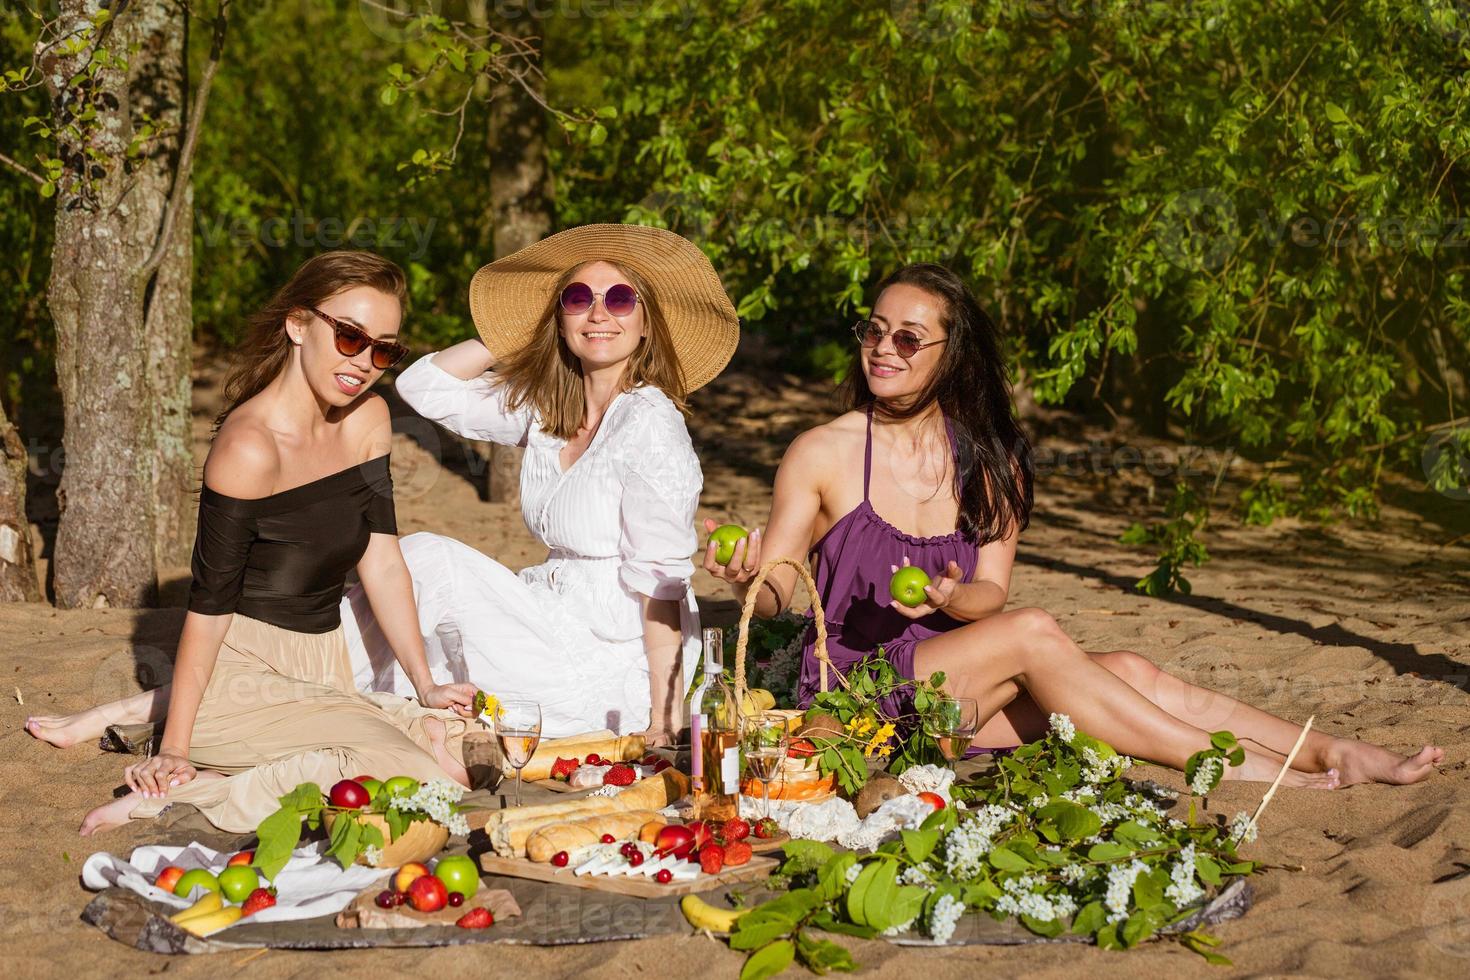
[924,696,979,764]
[740,711,789,821]
[494,699,542,807]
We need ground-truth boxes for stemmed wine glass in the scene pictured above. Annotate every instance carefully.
[924,696,979,764]
[494,700,542,808]
[740,711,789,821]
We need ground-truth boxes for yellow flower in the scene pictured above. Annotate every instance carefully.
[863,721,897,760]
[848,716,875,739]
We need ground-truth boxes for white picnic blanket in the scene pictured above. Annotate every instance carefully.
[81,840,392,924]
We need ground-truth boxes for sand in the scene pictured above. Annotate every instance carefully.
[2,354,1467,978]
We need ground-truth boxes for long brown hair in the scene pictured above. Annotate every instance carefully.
[214,251,408,429]
[840,263,1034,545]
[494,261,688,439]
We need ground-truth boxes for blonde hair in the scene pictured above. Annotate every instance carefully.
[494,261,688,439]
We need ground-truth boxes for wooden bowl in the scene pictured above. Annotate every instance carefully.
[322,811,449,867]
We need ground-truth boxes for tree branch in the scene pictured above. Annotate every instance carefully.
[0,150,45,186]
[137,0,230,283]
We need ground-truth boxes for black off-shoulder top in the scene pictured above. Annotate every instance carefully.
[187,454,397,633]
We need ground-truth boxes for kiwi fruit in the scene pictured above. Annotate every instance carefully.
[796,710,846,741]
[854,773,905,818]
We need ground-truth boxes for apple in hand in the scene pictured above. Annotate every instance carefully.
[708,524,749,565]
[328,778,371,809]
[889,566,932,608]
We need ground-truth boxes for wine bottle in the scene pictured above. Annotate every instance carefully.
[690,627,740,821]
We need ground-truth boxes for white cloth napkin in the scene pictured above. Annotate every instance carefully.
[81,840,392,924]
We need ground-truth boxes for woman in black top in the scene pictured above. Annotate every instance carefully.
[78,252,483,835]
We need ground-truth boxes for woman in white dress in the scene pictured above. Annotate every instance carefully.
[29,225,738,751]
[358,226,737,742]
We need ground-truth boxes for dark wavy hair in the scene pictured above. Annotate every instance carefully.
[840,263,1034,545]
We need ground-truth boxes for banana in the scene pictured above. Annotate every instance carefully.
[174,905,243,937]
[751,688,776,711]
[168,891,222,925]
[680,893,749,934]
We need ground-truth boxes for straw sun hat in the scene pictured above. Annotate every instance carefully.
[467,223,740,394]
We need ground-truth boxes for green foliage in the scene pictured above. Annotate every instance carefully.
[1119,482,1211,595]
[720,719,1255,974]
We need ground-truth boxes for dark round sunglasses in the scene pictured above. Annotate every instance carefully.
[311,307,408,370]
[853,319,947,360]
[559,281,639,318]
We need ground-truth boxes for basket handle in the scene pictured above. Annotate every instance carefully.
[733,557,847,708]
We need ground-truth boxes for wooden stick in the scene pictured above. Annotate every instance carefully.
[1239,715,1314,842]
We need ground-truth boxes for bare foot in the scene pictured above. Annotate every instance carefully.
[25,710,109,748]
[79,792,143,836]
[1325,740,1442,787]
[425,717,471,789]
[1223,745,1341,789]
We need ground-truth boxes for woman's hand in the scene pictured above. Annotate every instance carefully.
[419,682,478,717]
[888,557,964,620]
[125,750,197,799]
[701,518,763,586]
[634,724,677,749]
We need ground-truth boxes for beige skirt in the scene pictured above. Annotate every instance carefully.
[131,614,475,833]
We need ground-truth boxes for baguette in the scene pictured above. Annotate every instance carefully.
[611,768,690,811]
[519,733,647,782]
[490,797,626,857]
[525,809,663,863]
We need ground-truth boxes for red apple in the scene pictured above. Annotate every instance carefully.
[685,820,714,850]
[154,866,185,892]
[227,850,254,867]
[407,873,448,913]
[329,778,371,809]
[653,824,695,858]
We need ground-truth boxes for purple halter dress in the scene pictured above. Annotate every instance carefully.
[796,407,1013,755]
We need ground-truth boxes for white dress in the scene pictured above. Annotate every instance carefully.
[339,352,703,738]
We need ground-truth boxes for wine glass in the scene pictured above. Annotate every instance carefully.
[924,696,979,763]
[740,711,789,821]
[494,700,542,808]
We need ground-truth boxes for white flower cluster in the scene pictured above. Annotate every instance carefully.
[1080,746,1128,783]
[927,893,964,943]
[900,865,933,887]
[1104,859,1148,923]
[400,779,470,836]
[1048,713,1077,744]
[881,914,917,937]
[1189,755,1225,795]
[844,861,864,886]
[1164,843,1204,907]
[940,804,1012,880]
[1058,862,1094,885]
[1229,811,1259,843]
[994,873,1079,922]
[361,844,382,867]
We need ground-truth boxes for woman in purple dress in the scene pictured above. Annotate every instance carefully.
[706,263,1440,789]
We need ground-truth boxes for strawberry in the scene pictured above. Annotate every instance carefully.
[603,763,637,786]
[723,841,753,867]
[584,753,602,765]
[787,738,817,759]
[721,817,750,842]
[753,817,779,839]
[455,907,494,929]
[241,887,276,916]
[549,756,579,782]
[699,843,725,875]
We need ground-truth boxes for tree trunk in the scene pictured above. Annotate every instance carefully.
[43,0,190,607]
[485,0,551,506]
[0,402,41,603]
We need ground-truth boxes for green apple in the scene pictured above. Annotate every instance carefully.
[381,775,419,801]
[356,777,383,801]
[172,868,220,899]
[217,864,260,904]
[709,524,749,565]
[888,566,932,608]
[433,854,481,899]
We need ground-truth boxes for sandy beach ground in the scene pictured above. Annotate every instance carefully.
[2,352,1467,978]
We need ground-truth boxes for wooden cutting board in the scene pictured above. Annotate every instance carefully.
[478,851,776,898]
